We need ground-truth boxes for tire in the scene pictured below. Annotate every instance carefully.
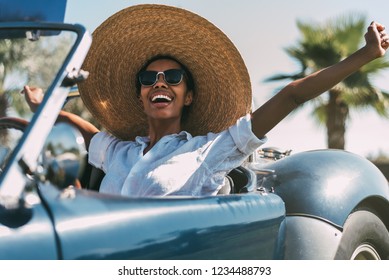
[335,210,389,260]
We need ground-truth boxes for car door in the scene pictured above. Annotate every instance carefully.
[39,184,286,260]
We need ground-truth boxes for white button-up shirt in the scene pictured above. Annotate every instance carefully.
[88,114,266,197]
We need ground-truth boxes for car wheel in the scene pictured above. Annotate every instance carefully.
[334,210,389,260]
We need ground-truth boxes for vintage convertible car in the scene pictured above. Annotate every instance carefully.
[0,2,388,260]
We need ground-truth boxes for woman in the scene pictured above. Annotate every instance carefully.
[23,4,389,196]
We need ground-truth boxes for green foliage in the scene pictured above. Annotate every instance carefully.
[0,30,98,127]
[264,13,389,148]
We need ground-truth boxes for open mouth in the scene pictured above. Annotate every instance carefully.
[151,94,173,103]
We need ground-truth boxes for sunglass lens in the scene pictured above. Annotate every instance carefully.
[139,71,157,86]
[164,69,183,85]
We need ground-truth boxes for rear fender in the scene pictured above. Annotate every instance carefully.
[252,149,389,228]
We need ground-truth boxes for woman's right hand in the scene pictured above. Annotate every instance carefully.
[20,85,44,112]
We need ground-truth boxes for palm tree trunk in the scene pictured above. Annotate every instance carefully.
[326,90,349,149]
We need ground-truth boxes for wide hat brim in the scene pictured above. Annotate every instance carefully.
[78,4,251,141]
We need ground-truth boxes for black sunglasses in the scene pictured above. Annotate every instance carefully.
[138,69,185,87]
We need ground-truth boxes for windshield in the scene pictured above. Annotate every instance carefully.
[0,26,77,171]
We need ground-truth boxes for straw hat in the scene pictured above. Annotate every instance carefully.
[78,4,251,140]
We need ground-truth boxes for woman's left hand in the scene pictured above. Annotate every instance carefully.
[365,21,389,58]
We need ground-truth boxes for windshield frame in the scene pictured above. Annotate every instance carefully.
[0,21,91,206]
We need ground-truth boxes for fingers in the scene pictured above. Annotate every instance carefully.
[378,25,389,50]
[20,85,28,94]
[21,85,42,95]
[20,85,44,112]
[20,85,33,95]
[368,21,386,37]
[370,21,385,32]
[368,21,389,51]
[382,37,389,50]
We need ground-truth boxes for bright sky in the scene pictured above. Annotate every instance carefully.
[65,0,389,159]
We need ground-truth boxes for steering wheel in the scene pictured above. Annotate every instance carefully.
[0,117,29,131]
[0,117,29,170]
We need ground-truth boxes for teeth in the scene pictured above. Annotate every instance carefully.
[151,95,172,102]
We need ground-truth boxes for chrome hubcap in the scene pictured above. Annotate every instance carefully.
[351,244,381,260]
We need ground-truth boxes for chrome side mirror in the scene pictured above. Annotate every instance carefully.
[42,123,87,189]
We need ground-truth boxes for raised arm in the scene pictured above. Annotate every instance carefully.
[251,21,389,139]
[21,85,99,149]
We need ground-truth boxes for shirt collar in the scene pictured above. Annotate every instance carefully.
[135,131,192,145]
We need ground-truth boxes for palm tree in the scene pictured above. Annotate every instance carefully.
[265,14,389,149]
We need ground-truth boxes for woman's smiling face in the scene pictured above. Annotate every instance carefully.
[139,58,193,122]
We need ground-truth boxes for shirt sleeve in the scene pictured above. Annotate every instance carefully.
[228,113,267,155]
[88,131,118,172]
[201,114,267,175]
[198,114,266,194]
